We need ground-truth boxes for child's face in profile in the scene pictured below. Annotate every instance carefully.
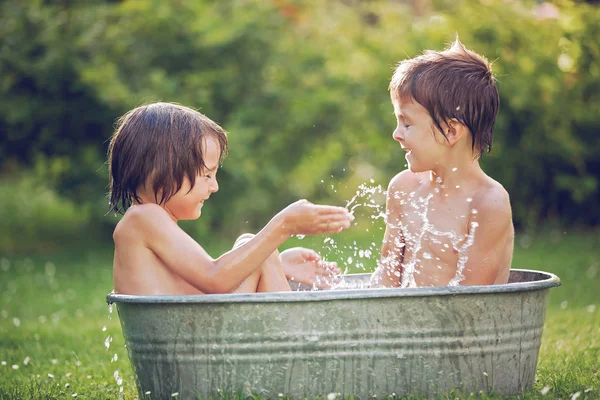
[164,138,221,221]
[392,98,445,173]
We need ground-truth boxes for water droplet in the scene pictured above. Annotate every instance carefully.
[466,197,473,202]
[452,167,458,172]
[48,373,54,378]
[455,185,460,189]
[571,392,581,400]
[12,318,20,327]
[102,326,107,332]
[296,235,305,240]
[23,357,30,365]
[560,301,568,309]
[12,364,19,370]
[105,336,113,350]
[471,209,478,214]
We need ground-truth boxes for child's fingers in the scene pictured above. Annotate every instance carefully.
[317,261,340,276]
[301,249,320,262]
[318,219,351,233]
[315,205,353,217]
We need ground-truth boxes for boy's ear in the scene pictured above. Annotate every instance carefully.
[444,118,468,146]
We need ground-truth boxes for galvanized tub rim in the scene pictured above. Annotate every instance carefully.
[106,268,560,304]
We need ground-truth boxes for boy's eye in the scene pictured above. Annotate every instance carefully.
[404,124,411,129]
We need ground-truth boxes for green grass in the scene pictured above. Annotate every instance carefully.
[0,230,598,399]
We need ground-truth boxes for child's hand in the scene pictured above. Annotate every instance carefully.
[280,247,342,289]
[279,200,353,236]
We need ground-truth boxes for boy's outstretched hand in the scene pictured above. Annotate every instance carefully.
[279,200,353,236]
[280,247,342,289]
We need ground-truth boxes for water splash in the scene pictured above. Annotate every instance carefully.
[345,183,384,216]
[448,221,479,286]
[380,189,479,288]
[104,335,113,350]
[114,369,124,398]
[318,177,479,288]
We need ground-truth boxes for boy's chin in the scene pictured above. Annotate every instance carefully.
[181,209,202,220]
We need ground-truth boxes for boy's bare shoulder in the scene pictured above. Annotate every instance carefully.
[472,177,512,220]
[113,204,173,242]
[388,169,424,194]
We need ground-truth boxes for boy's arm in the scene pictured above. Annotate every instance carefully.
[458,188,514,286]
[371,174,407,288]
[125,201,352,294]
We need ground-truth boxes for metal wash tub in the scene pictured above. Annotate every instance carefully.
[106,269,560,399]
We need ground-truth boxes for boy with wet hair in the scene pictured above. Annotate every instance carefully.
[371,39,514,288]
[109,102,352,295]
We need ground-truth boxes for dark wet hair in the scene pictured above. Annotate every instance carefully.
[389,38,499,157]
[107,102,228,214]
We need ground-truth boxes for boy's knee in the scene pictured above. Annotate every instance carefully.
[233,233,255,248]
[263,249,282,268]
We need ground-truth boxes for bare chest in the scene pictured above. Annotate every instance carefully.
[398,195,474,286]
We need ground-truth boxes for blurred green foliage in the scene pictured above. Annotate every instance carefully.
[0,0,599,252]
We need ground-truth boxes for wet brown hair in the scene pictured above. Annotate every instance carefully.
[389,38,499,157]
[107,102,228,214]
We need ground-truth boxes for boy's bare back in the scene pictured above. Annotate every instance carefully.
[113,205,205,295]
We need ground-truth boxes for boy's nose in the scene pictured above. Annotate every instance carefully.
[392,128,404,142]
[211,180,219,193]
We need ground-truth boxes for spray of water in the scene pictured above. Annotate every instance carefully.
[325,177,479,288]
[107,303,124,399]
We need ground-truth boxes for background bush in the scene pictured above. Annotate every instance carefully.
[1,0,598,252]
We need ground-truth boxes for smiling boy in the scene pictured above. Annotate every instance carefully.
[109,103,352,295]
[371,39,514,288]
